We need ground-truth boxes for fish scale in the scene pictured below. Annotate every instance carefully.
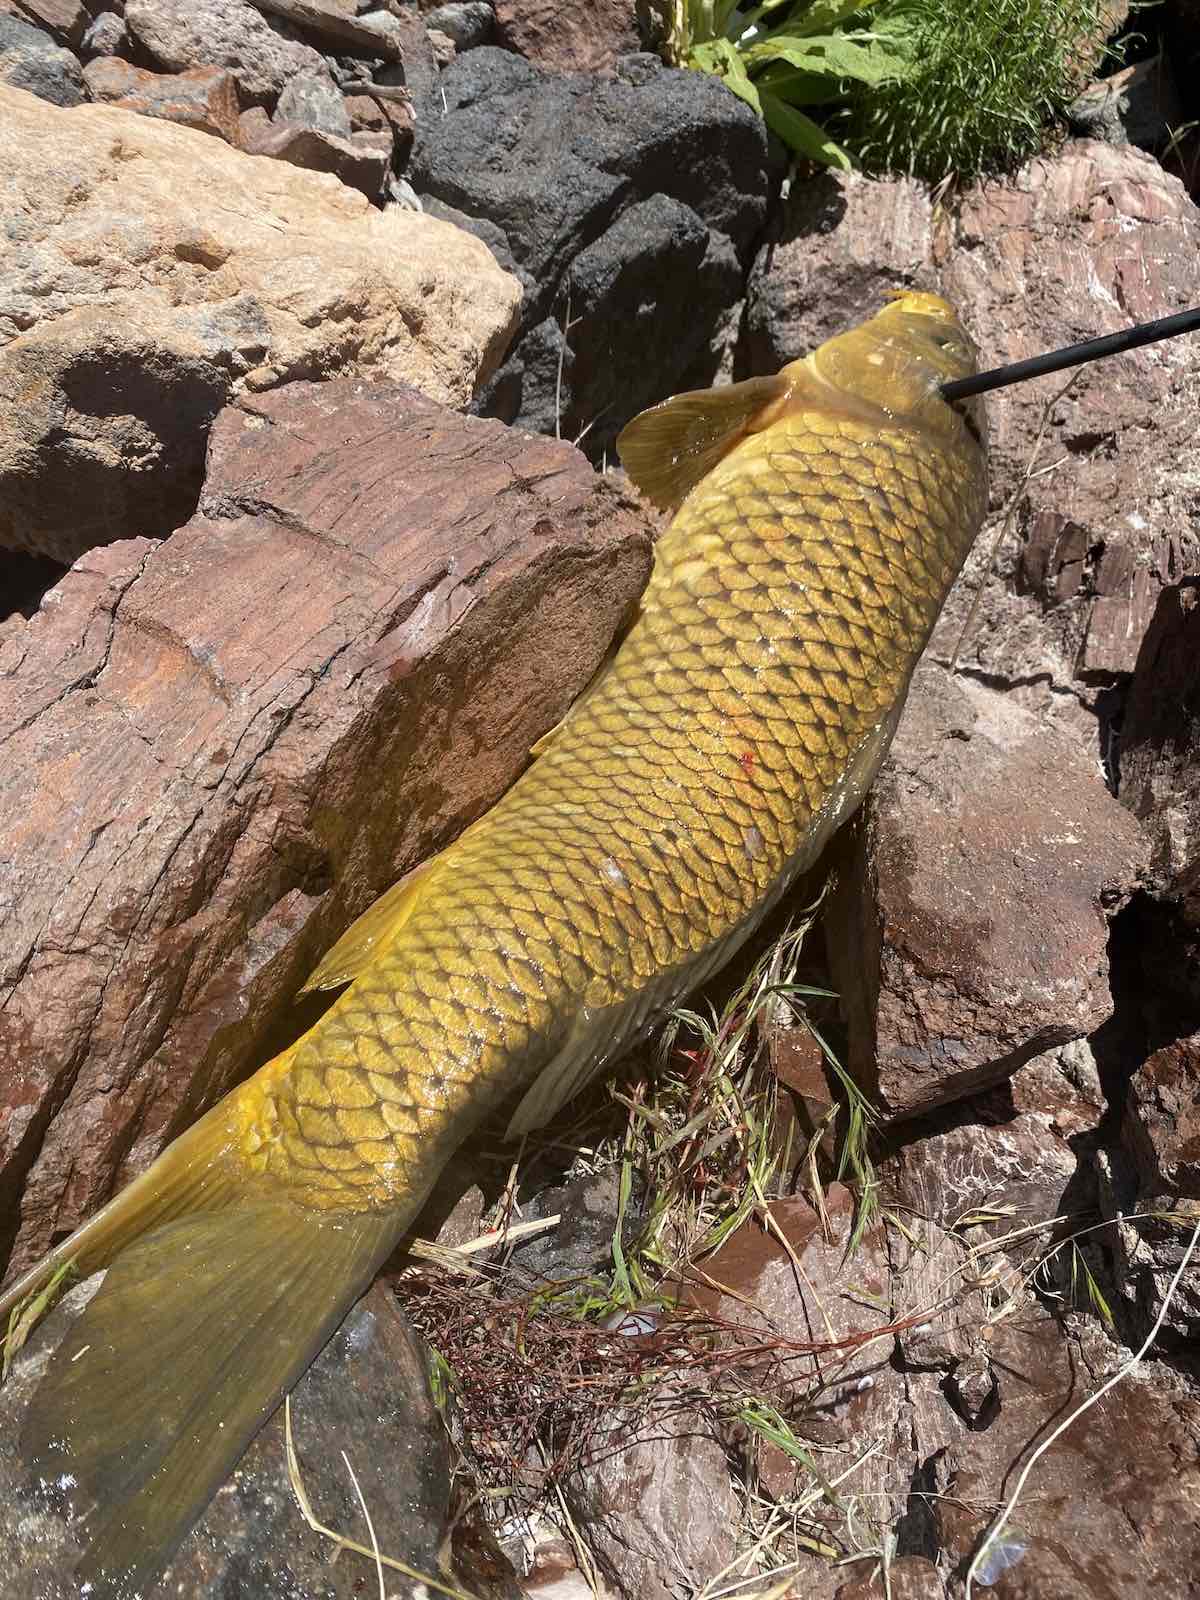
[242,358,987,1211]
[2,292,988,1600]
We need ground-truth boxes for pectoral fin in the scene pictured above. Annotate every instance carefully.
[616,373,793,511]
[300,861,439,993]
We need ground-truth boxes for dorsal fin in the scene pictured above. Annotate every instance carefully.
[616,373,793,511]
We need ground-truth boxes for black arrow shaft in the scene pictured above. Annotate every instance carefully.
[942,305,1200,402]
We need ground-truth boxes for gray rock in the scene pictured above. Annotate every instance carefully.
[248,0,404,58]
[125,0,327,102]
[411,45,769,461]
[424,0,493,50]
[477,194,741,454]
[0,1275,517,1598]
[1069,56,1185,152]
[6,0,87,46]
[79,8,128,58]
[0,12,83,103]
[274,62,351,136]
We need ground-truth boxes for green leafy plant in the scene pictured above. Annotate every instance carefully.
[840,0,1112,180]
[661,0,913,169]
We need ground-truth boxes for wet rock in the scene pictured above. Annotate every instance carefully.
[1119,579,1200,891]
[411,45,769,460]
[248,0,403,57]
[0,83,521,562]
[125,0,328,102]
[79,8,128,57]
[565,1386,738,1600]
[493,0,644,74]
[273,61,352,136]
[826,662,1148,1121]
[741,169,937,378]
[1068,55,1185,152]
[931,141,1200,710]
[0,376,652,1280]
[244,118,390,196]
[82,58,242,143]
[508,1168,644,1286]
[0,1276,516,1597]
[425,0,492,50]
[0,13,82,102]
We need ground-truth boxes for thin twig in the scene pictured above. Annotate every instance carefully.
[341,1450,385,1600]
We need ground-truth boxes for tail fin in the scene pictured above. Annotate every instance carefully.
[4,1108,403,1599]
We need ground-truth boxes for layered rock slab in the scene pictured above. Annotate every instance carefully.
[826,663,1148,1120]
[0,378,654,1282]
[0,84,522,563]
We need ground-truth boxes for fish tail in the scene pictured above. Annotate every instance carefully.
[2,1095,406,1600]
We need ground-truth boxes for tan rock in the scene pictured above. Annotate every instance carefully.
[0,377,653,1280]
[0,84,522,561]
[82,58,241,144]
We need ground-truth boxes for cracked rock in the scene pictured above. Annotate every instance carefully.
[826,662,1149,1120]
[0,378,653,1280]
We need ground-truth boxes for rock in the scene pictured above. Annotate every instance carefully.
[0,84,521,562]
[374,2,440,109]
[931,141,1200,707]
[6,0,86,45]
[506,1168,644,1286]
[886,1038,1106,1234]
[565,1387,738,1600]
[835,1557,944,1600]
[82,58,242,143]
[0,12,82,102]
[1068,55,1185,151]
[1124,1035,1200,1200]
[741,168,937,377]
[79,8,128,57]
[412,46,769,460]
[934,1314,1200,1599]
[248,0,403,57]
[0,376,652,1279]
[273,61,352,136]
[0,1275,518,1597]
[1119,580,1200,890]
[424,0,492,50]
[825,662,1149,1120]
[493,0,643,74]
[426,22,455,64]
[125,0,328,103]
[246,120,389,195]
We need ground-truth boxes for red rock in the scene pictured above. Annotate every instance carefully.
[826,662,1148,1120]
[247,0,403,58]
[1120,580,1200,891]
[1124,1035,1200,1199]
[7,0,86,45]
[82,58,241,144]
[0,378,653,1281]
[240,117,390,198]
[494,0,643,74]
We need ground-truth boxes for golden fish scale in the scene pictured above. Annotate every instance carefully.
[240,403,985,1209]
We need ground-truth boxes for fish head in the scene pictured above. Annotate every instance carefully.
[794,290,986,445]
